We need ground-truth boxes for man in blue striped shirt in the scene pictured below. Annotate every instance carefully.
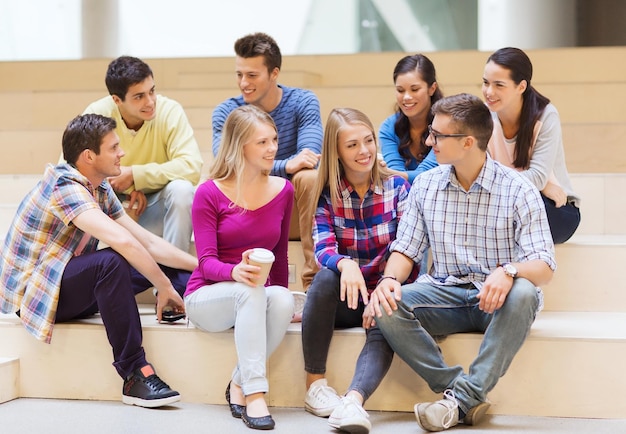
[212,32,323,294]
[372,93,556,432]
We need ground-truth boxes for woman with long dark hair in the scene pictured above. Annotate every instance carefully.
[379,54,443,184]
[483,47,580,243]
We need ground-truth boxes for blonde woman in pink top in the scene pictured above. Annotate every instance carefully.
[483,47,580,243]
[184,105,295,430]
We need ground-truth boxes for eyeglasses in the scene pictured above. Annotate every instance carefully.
[427,125,468,145]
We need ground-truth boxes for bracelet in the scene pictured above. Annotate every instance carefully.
[376,275,397,286]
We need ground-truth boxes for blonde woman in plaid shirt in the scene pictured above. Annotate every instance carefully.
[301,108,418,434]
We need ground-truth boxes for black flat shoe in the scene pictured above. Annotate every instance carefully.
[225,382,245,419]
[242,408,275,430]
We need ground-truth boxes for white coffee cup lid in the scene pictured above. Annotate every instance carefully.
[249,248,275,263]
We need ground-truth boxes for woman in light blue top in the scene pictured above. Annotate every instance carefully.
[379,54,443,185]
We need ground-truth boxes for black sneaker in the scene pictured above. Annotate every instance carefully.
[122,364,181,408]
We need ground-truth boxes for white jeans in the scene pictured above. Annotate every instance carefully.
[185,282,294,395]
[138,179,195,253]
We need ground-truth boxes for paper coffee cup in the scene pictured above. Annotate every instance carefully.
[249,248,275,286]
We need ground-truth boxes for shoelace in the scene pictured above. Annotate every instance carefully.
[144,374,170,392]
[440,389,460,429]
[312,384,337,404]
[343,395,368,418]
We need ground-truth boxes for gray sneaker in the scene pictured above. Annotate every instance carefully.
[328,394,371,433]
[414,390,490,431]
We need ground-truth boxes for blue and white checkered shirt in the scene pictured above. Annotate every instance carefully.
[391,155,556,289]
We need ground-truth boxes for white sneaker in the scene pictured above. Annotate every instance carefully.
[304,378,342,417]
[328,395,371,434]
[292,291,306,316]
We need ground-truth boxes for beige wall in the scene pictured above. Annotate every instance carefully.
[1,46,624,174]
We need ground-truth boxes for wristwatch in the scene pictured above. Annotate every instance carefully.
[501,262,518,278]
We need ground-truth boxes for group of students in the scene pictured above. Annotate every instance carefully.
[0,31,578,433]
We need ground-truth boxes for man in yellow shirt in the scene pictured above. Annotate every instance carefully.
[84,56,203,255]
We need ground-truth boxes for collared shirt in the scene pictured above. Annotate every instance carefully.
[391,155,556,289]
[313,175,415,292]
[0,164,124,343]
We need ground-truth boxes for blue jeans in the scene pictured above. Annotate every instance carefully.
[302,268,393,402]
[185,282,294,396]
[376,279,539,413]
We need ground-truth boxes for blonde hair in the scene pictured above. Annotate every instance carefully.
[208,105,278,208]
[315,108,391,207]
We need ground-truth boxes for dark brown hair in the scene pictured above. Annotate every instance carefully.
[487,47,550,168]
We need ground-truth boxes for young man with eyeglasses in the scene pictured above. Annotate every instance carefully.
[370,93,556,431]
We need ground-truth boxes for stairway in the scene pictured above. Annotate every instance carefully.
[1,172,625,418]
[2,49,626,420]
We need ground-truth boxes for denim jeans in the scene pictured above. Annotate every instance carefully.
[302,268,394,402]
[185,282,294,396]
[137,179,195,253]
[376,279,539,413]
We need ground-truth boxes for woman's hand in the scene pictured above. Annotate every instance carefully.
[362,303,376,329]
[542,180,567,207]
[231,249,262,287]
[338,259,368,309]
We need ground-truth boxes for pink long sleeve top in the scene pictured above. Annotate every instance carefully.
[185,179,294,297]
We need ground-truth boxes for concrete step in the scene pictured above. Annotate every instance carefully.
[543,235,626,312]
[131,236,626,311]
[1,172,625,237]
[0,357,19,403]
[2,174,626,308]
[1,306,625,418]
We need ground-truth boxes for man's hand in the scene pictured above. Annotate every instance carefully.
[125,190,147,217]
[285,149,321,175]
[108,166,134,192]
[372,277,402,318]
[155,285,185,322]
[477,267,514,313]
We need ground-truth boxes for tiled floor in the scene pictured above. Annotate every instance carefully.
[1,398,625,434]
